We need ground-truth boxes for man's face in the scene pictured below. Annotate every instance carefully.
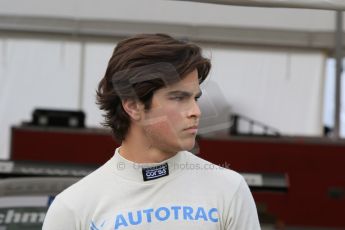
[139,69,202,153]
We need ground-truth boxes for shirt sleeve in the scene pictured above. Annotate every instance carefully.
[42,197,80,230]
[226,177,261,230]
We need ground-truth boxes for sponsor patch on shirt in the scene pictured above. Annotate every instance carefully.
[142,163,169,181]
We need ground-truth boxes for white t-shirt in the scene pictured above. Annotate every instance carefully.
[43,148,261,230]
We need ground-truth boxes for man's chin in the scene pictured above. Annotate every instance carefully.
[177,140,195,151]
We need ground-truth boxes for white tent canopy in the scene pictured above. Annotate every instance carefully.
[181,0,345,10]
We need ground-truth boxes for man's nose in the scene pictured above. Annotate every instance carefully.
[188,100,201,119]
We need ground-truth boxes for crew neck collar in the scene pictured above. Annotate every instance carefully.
[111,147,187,183]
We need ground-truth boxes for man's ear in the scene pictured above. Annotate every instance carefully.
[122,99,144,121]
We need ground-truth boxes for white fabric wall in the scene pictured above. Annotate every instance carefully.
[324,59,336,129]
[0,38,326,159]
[82,43,115,127]
[0,40,116,160]
[199,46,326,136]
[0,39,81,159]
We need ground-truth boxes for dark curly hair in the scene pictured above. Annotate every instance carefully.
[96,33,211,142]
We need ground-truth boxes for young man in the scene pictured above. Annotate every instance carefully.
[43,34,261,230]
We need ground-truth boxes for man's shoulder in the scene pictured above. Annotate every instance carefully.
[54,159,112,204]
[183,151,244,187]
[43,160,113,229]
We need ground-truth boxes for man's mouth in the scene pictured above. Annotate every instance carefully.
[184,126,198,133]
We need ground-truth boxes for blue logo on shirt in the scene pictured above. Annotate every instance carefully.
[90,220,106,230]
[90,205,219,230]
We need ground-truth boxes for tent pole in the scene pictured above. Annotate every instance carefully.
[333,10,343,139]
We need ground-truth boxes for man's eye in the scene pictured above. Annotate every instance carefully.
[195,97,200,102]
[172,96,184,101]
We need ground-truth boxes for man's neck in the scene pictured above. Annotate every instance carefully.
[119,144,176,164]
[119,127,178,164]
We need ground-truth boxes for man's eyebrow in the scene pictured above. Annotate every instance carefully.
[167,90,202,97]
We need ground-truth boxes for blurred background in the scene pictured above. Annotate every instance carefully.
[0,0,344,229]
